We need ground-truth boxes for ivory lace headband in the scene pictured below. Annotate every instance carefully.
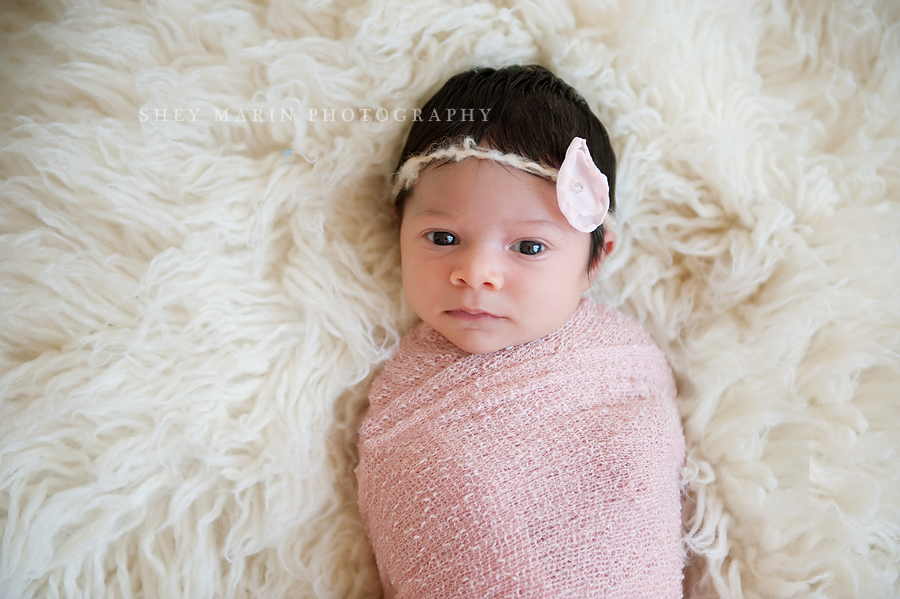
[393,137,612,233]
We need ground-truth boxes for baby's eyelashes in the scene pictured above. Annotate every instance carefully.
[511,240,546,256]
[425,231,546,256]
[426,231,459,246]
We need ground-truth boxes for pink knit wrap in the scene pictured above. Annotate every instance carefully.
[356,299,685,598]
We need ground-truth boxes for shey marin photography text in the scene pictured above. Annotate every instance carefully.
[138,107,492,123]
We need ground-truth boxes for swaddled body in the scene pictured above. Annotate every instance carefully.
[356,299,684,598]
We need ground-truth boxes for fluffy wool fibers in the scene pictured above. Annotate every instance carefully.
[1,0,898,598]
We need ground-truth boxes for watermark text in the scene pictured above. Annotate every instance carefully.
[139,107,491,123]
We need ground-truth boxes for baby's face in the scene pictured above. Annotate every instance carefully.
[399,158,594,354]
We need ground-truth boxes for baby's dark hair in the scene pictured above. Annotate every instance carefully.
[394,64,616,272]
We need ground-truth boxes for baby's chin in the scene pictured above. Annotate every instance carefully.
[429,306,582,354]
[450,338,508,355]
[438,327,542,355]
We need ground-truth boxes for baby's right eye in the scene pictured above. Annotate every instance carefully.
[426,231,458,246]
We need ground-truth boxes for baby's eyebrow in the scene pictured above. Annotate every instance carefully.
[409,208,453,218]
[518,219,564,230]
[409,209,563,230]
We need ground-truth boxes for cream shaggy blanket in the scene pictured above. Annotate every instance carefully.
[1,1,898,598]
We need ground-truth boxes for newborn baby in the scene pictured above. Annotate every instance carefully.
[356,65,685,599]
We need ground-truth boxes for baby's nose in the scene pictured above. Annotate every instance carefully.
[451,247,503,289]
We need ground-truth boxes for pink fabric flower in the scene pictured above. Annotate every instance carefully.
[557,138,610,233]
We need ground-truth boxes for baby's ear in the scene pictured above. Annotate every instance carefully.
[601,229,617,263]
[583,229,617,291]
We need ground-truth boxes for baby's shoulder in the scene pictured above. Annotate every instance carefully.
[578,299,660,350]
[369,321,464,403]
[576,299,676,399]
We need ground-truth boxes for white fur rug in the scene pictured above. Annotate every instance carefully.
[2,1,898,597]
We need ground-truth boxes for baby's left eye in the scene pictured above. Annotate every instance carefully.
[512,241,546,256]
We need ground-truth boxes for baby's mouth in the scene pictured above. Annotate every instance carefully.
[446,308,500,321]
